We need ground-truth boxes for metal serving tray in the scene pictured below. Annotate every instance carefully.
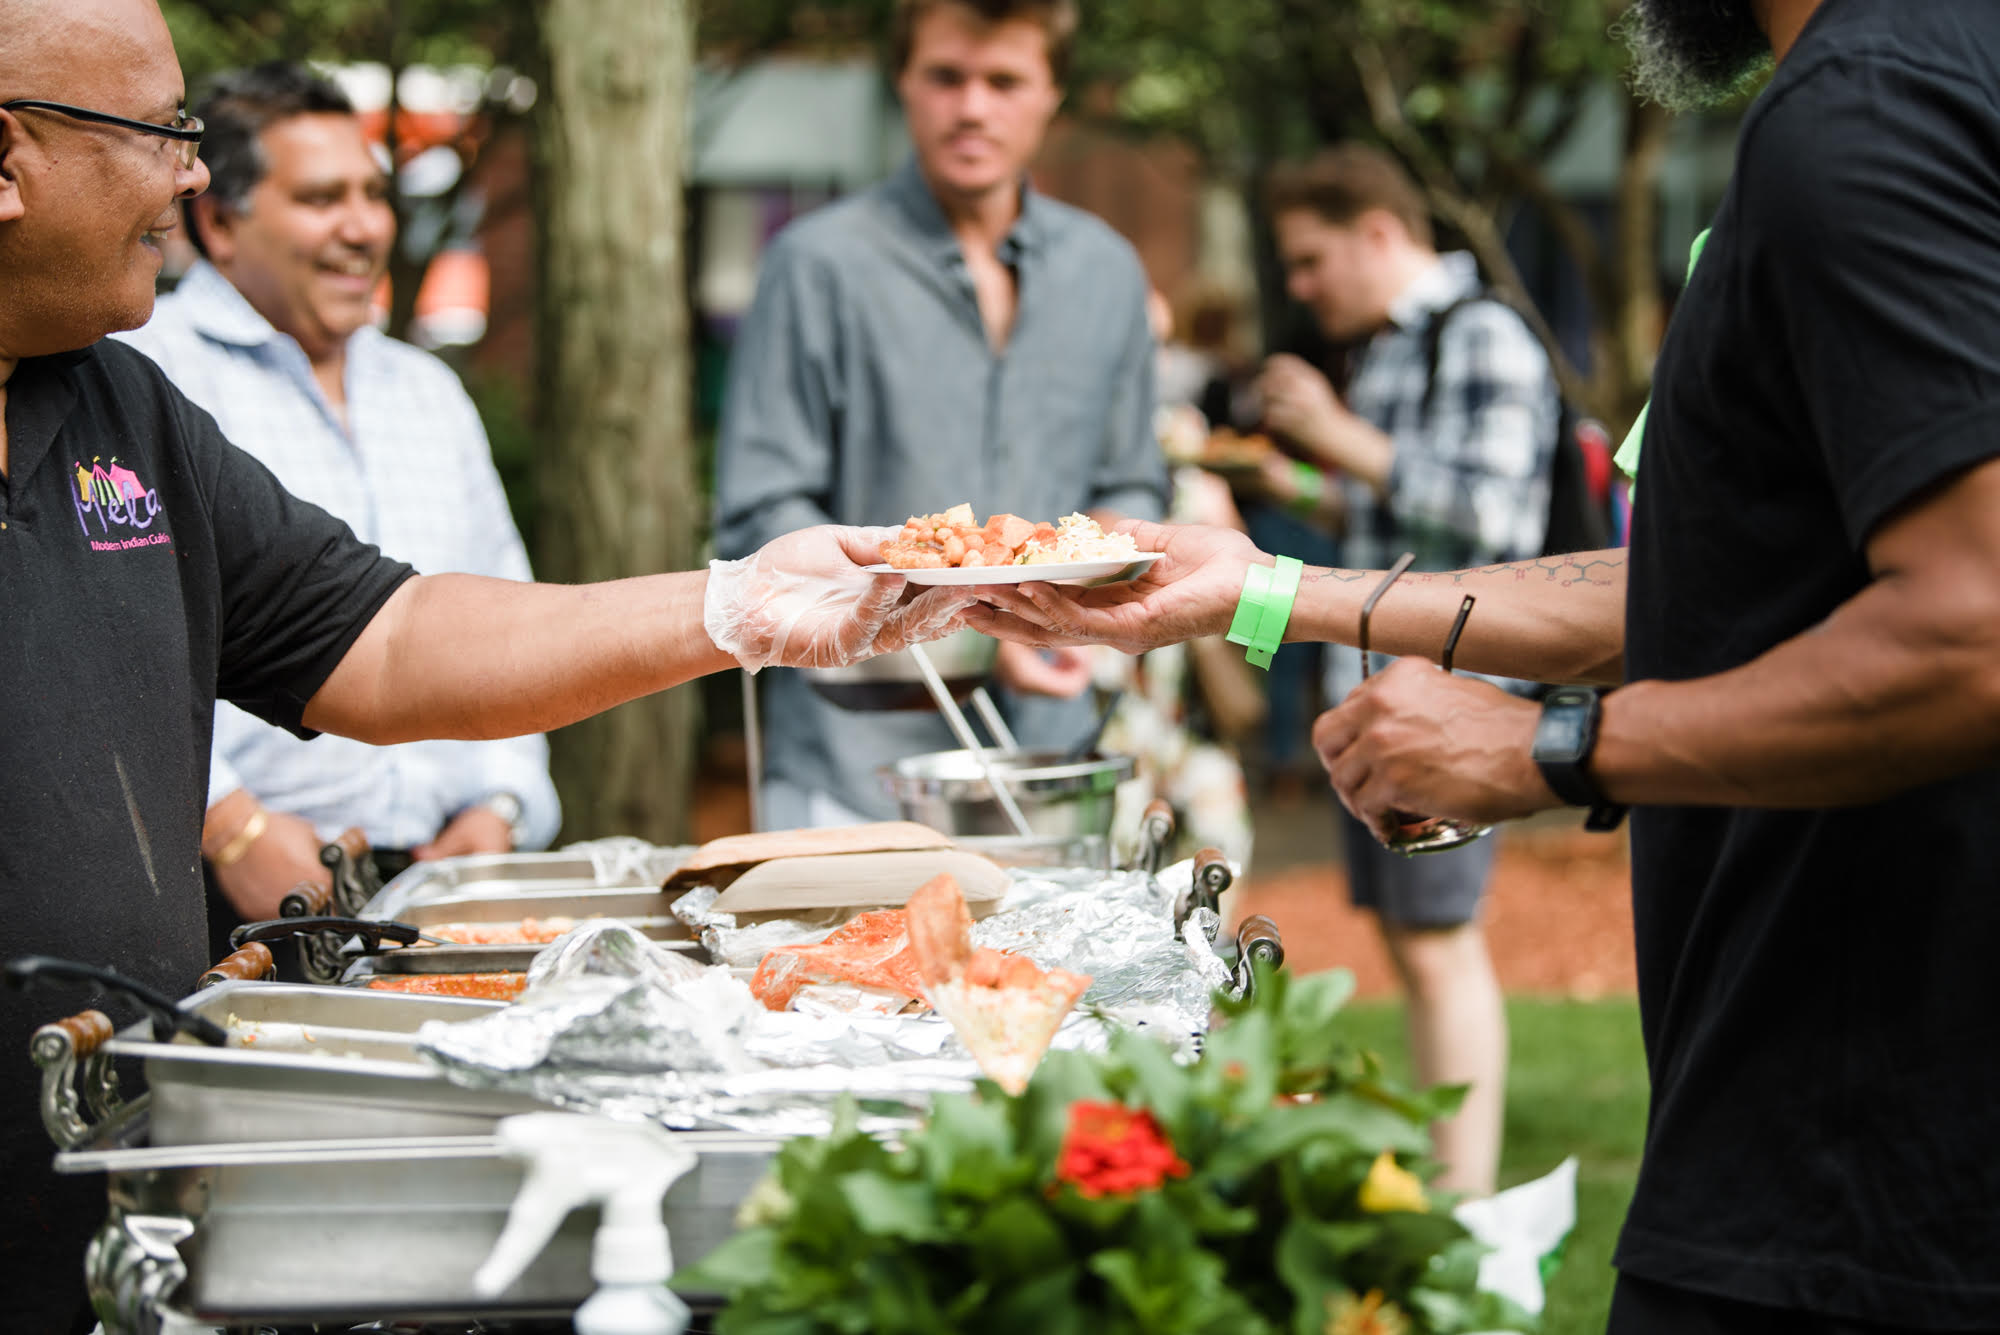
[102,981,550,1146]
[60,1128,775,1327]
[344,886,705,981]
[368,847,692,919]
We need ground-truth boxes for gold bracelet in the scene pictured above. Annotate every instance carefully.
[209,807,269,868]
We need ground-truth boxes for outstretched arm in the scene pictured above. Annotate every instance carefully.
[964,520,1627,686]
[1317,455,2000,834]
[304,526,968,744]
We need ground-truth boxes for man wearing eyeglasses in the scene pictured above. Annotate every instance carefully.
[0,2,968,1326]
[114,63,560,957]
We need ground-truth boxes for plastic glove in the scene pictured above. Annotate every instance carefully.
[704,525,974,673]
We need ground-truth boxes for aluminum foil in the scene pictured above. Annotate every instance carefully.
[973,860,1237,1037]
[418,860,1242,1134]
[418,920,979,1133]
[670,883,844,969]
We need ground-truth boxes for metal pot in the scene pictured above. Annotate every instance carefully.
[880,747,1135,841]
[800,628,998,711]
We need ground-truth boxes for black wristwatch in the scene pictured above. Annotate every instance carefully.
[1531,686,1628,832]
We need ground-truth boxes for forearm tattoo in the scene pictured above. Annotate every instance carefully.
[1301,554,1625,588]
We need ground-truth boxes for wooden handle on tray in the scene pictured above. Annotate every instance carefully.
[321,827,370,869]
[198,942,275,989]
[35,1009,115,1061]
[1191,847,1232,895]
[279,877,334,917]
[1235,914,1285,970]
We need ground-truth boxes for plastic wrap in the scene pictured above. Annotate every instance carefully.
[559,836,693,887]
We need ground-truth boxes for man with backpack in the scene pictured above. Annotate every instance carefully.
[1251,142,1562,1197]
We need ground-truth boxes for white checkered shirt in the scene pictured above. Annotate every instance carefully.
[1327,251,1559,700]
[115,262,560,849]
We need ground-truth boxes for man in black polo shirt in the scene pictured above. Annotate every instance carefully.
[972,1,2000,1329]
[0,0,966,1325]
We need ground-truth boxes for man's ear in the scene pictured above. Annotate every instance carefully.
[189,194,233,263]
[0,112,27,224]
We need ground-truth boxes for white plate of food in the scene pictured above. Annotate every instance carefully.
[866,552,1161,586]
[871,505,1158,586]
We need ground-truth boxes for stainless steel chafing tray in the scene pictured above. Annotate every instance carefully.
[368,847,693,919]
[72,981,552,1148]
[59,1128,775,1329]
[340,888,704,982]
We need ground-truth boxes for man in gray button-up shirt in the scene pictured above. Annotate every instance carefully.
[715,0,1167,826]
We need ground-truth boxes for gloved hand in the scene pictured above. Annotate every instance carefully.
[704,525,974,673]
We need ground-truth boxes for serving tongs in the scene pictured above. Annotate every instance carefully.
[908,641,1037,838]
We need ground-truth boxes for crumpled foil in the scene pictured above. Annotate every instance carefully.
[418,860,1244,1134]
[671,885,844,969]
[973,862,1238,1037]
[419,920,979,1133]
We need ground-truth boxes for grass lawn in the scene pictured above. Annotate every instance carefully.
[1339,997,1649,1335]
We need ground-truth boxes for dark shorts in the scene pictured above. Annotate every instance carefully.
[1609,1272,1943,1335]
[1338,807,1494,929]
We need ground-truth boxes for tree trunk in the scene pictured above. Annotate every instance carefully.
[531,0,699,844]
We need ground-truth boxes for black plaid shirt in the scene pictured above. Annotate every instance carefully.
[1329,252,1558,698]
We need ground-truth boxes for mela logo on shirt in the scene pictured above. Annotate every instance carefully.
[73,457,170,551]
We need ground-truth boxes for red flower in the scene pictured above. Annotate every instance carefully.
[1054,1100,1190,1198]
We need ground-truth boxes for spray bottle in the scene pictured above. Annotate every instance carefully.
[473,1112,700,1335]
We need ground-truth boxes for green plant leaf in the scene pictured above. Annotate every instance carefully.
[924,1092,1029,1199]
[1204,1093,1428,1185]
[965,1194,1072,1277]
[841,1174,946,1242]
[980,1265,1090,1333]
[671,1226,779,1295]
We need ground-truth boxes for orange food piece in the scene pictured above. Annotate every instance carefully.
[365,973,528,1000]
[904,872,1092,1094]
[881,506,1044,570]
[419,917,576,946]
[748,909,926,1011]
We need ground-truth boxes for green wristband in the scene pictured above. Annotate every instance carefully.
[1287,460,1326,518]
[1226,555,1304,669]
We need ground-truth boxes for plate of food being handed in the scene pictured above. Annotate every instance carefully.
[868,504,1161,586]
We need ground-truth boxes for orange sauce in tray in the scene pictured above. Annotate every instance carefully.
[364,973,528,1001]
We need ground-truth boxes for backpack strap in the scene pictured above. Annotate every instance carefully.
[1419,289,1498,423]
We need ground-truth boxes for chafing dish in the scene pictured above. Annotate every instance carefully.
[338,888,704,987]
[28,979,548,1151]
[59,1127,774,1330]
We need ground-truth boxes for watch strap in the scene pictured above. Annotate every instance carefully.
[1533,687,1627,831]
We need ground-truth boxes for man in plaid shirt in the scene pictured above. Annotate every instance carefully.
[1255,143,1559,1197]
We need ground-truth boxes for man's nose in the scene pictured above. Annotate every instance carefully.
[337,197,395,248]
[176,154,211,200]
[958,78,995,121]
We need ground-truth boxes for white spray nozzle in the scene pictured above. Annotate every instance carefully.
[473,1112,700,1300]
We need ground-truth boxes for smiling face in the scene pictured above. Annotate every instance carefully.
[0,0,210,356]
[197,112,393,361]
[895,2,1062,207]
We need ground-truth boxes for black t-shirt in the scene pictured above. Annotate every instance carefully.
[1623,2,2000,1325]
[0,339,412,1326]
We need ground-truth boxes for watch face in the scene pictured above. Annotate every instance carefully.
[1538,708,1589,757]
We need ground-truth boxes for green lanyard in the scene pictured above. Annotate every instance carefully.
[1613,227,1711,483]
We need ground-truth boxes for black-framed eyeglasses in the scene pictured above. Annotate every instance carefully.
[2,99,204,170]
